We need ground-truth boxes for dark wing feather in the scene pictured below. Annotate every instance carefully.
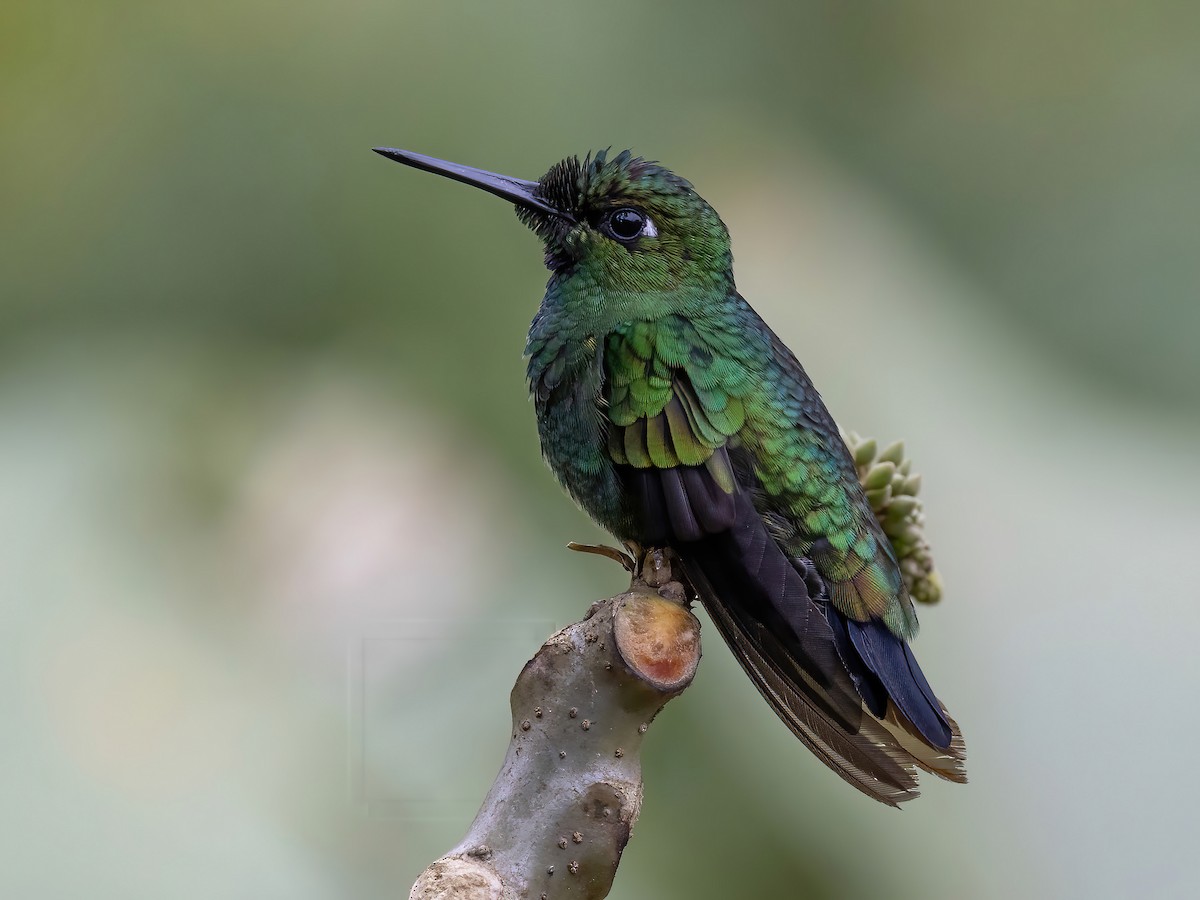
[680,489,923,805]
[607,370,966,801]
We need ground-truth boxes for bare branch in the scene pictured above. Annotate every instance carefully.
[409,549,700,900]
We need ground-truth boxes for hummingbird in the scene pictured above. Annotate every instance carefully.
[374,146,966,804]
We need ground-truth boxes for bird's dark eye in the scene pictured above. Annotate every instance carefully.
[607,208,649,241]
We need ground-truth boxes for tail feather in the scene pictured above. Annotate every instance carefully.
[846,618,952,749]
[880,705,968,784]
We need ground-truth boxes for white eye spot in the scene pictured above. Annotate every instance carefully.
[641,216,657,238]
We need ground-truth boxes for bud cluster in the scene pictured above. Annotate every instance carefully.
[841,430,943,605]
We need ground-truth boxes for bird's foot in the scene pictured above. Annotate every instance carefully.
[566,541,687,601]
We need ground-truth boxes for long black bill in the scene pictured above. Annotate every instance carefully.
[372,147,571,221]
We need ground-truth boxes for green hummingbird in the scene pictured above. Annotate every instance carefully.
[375,146,966,804]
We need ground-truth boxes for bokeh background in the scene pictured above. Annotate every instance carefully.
[3,2,1198,897]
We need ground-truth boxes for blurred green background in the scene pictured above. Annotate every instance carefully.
[3,2,1197,897]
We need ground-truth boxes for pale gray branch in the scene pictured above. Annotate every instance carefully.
[409,550,700,900]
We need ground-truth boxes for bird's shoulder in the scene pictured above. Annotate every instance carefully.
[602,315,758,422]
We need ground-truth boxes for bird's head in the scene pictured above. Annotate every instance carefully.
[374,147,734,312]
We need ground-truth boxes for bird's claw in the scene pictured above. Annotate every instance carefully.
[566,541,638,573]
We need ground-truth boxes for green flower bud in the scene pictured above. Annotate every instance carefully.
[853,438,877,467]
[863,461,895,490]
[879,440,905,465]
[912,569,943,605]
[865,485,891,511]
